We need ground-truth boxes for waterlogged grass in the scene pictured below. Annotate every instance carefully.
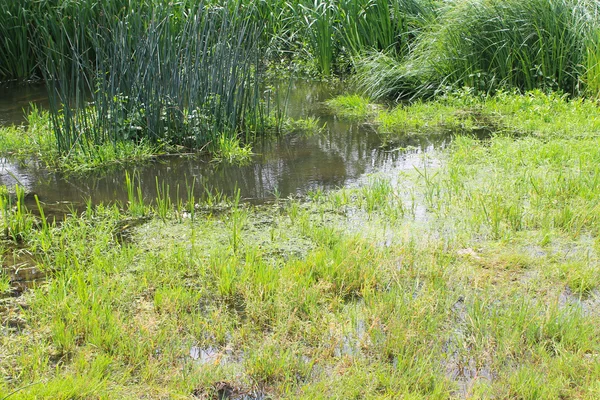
[2,136,600,397]
[0,107,323,171]
[0,106,56,163]
[211,136,254,165]
[0,110,159,173]
[326,94,378,120]
[284,116,326,136]
[2,95,600,397]
[328,90,600,142]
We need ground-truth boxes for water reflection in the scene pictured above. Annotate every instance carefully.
[0,82,48,126]
[0,81,454,205]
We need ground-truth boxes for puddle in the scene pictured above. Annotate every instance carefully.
[0,82,48,126]
[558,286,600,316]
[0,81,469,207]
[192,382,268,400]
[1,248,45,297]
[189,345,226,365]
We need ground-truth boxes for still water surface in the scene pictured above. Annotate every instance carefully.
[0,81,450,206]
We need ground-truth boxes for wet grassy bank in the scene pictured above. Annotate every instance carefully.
[2,93,600,398]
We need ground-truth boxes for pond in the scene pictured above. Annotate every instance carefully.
[0,81,452,207]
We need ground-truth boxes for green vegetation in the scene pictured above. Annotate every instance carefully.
[2,0,600,168]
[0,106,331,171]
[284,116,326,136]
[2,0,600,397]
[0,106,56,163]
[0,107,159,172]
[0,0,438,167]
[2,93,600,397]
[358,0,600,99]
[326,94,378,120]
[40,2,270,159]
[0,0,437,81]
[327,90,600,143]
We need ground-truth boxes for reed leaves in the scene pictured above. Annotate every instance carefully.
[35,1,275,156]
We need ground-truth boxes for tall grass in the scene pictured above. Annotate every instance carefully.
[337,0,436,58]
[297,0,337,76]
[0,2,34,80]
[584,29,600,97]
[35,1,276,156]
[294,0,437,75]
[0,0,153,81]
[0,0,438,81]
[358,0,600,99]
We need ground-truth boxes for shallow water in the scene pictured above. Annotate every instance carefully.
[0,82,48,126]
[0,81,454,206]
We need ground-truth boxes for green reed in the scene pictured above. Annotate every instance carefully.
[0,185,35,243]
[35,1,278,159]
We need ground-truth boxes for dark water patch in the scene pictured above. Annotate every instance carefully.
[192,382,269,400]
[0,81,478,208]
[0,124,457,207]
[0,82,48,126]
[1,247,45,297]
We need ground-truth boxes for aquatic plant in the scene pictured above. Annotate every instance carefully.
[0,185,35,243]
[326,94,376,120]
[337,0,436,58]
[296,0,337,76]
[36,1,276,159]
[0,1,34,80]
[0,0,437,81]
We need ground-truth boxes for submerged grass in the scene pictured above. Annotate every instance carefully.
[1,93,600,398]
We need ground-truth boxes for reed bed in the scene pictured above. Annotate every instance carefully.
[0,0,437,80]
[36,1,276,157]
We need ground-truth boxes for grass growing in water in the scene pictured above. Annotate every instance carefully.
[1,93,600,398]
[327,89,600,143]
[325,94,378,120]
[38,1,273,160]
[0,107,159,172]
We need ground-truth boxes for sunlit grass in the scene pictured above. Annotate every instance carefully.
[2,91,600,398]
[356,0,600,99]
[326,94,378,120]
[326,89,600,141]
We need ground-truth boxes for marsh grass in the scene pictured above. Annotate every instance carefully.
[0,185,35,243]
[35,1,282,163]
[0,0,438,82]
[325,94,378,120]
[357,0,600,99]
[284,116,326,136]
[3,46,600,400]
[326,89,600,143]
[2,132,600,397]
